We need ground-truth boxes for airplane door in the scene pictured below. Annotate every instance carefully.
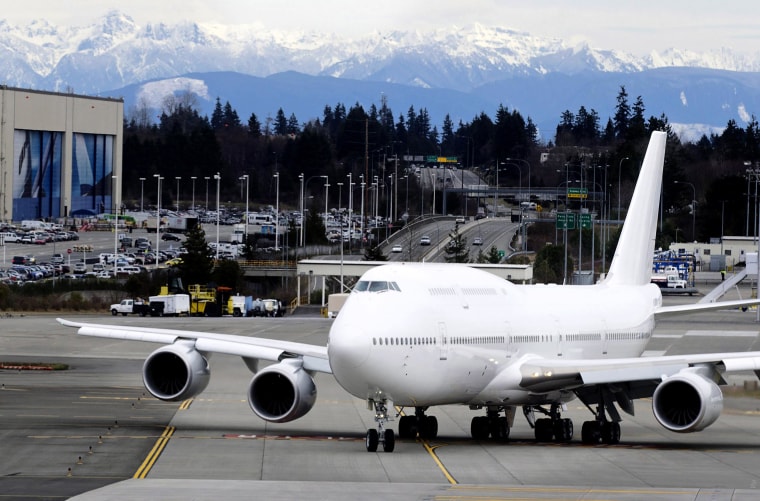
[438,322,449,360]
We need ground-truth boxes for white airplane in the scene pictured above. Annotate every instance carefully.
[59,131,760,453]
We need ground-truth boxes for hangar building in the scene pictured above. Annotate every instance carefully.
[0,86,123,222]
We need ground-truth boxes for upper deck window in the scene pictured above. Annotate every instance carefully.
[354,280,401,293]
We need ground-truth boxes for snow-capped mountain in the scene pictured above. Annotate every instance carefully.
[2,10,760,138]
[2,10,758,94]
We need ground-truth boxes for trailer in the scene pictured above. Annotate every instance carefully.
[166,216,199,233]
[148,293,191,316]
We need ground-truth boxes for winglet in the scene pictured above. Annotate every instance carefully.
[604,131,667,286]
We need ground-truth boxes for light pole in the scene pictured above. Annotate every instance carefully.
[299,173,304,247]
[139,177,145,212]
[675,180,697,242]
[214,173,221,260]
[507,157,531,205]
[322,175,329,224]
[618,157,629,220]
[112,175,119,260]
[204,176,210,210]
[273,172,280,251]
[175,177,181,212]
[153,174,162,268]
[239,174,249,240]
[190,176,197,212]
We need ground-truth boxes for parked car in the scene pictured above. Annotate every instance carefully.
[73,262,87,274]
[161,233,182,241]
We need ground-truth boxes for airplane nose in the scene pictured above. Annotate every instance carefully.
[328,319,370,370]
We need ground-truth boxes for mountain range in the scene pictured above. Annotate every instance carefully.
[2,10,760,140]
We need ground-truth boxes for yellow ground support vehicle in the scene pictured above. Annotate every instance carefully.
[187,284,221,316]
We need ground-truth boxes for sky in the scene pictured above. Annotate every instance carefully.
[4,0,760,56]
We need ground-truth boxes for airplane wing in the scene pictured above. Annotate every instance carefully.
[56,318,332,374]
[518,351,760,394]
[655,299,760,317]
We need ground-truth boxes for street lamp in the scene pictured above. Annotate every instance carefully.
[112,175,119,260]
[190,176,197,212]
[153,174,163,268]
[618,157,629,220]
[675,180,697,242]
[299,173,304,246]
[139,177,145,212]
[239,174,249,240]
[175,176,181,212]
[273,172,280,251]
[204,176,210,210]
[214,173,221,260]
[322,175,329,224]
[506,157,531,205]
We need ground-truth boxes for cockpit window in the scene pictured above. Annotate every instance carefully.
[354,280,401,293]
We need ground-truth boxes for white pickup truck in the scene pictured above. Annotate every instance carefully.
[110,298,149,316]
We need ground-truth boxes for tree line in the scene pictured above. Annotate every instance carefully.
[124,86,760,246]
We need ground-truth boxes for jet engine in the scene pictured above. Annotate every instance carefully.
[247,359,317,423]
[142,342,210,401]
[652,369,723,432]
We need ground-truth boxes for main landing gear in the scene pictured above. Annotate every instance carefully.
[470,406,511,441]
[523,404,574,442]
[365,400,395,452]
[398,407,438,440]
[580,403,621,445]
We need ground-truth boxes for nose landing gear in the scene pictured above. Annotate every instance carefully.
[366,399,395,452]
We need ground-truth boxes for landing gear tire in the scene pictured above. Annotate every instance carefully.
[534,418,554,442]
[490,417,509,441]
[398,416,416,439]
[581,421,601,444]
[366,429,379,452]
[601,421,621,444]
[471,416,490,440]
[383,429,395,452]
[553,418,573,442]
[419,416,438,439]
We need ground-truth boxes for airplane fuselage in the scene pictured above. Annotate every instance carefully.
[328,263,661,408]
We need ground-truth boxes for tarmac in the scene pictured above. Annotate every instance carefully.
[2,287,760,500]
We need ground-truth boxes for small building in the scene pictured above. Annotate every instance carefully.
[668,236,759,271]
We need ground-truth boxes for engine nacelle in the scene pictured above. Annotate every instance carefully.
[652,369,723,433]
[247,359,317,423]
[143,343,210,401]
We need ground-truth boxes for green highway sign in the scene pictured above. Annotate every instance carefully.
[567,187,588,199]
[580,213,592,229]
[556,212,576,230]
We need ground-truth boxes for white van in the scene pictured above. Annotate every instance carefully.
[248,213,273,225]
[0,232,20,243]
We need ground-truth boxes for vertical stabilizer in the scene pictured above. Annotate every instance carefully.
[603,131,667,286]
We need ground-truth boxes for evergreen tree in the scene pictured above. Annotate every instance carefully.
[210,97,224,130]
[176,224,214,285]
[444,225,469,263]
[274,108,289,135]
[613,86,631,141]
[247,112,262,138]
[533,244,568,284]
